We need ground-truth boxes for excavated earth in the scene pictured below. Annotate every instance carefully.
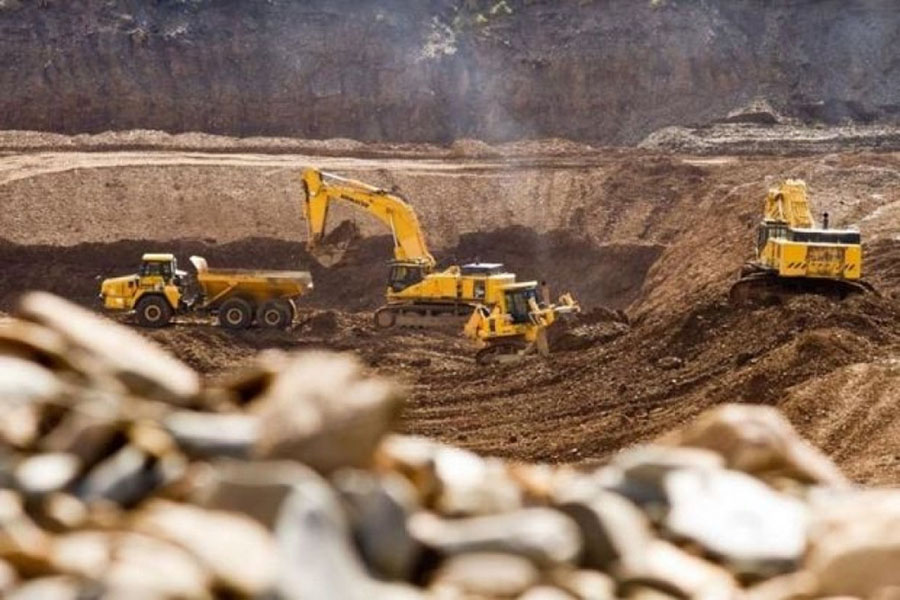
[3,132,900,484]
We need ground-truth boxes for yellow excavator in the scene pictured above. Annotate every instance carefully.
[301,168,580,362]
[729,179,874,304]
[303,168,517,327]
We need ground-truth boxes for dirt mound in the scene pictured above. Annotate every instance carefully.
[398,290,900,471]
[640,122,900,155]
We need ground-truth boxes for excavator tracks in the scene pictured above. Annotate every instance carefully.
[729,264,877,306]
[373,303,474,329]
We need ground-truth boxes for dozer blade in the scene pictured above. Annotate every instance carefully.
[475,339,530,366]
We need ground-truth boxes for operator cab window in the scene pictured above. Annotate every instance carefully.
[505,288,537,324]
[389,265,424,292]
[141,261,175,282]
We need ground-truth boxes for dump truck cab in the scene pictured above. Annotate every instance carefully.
[100,253,185,327]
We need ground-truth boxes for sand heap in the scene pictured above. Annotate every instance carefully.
[0,292,899,599]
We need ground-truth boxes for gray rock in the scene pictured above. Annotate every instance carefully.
[275,472,423,600]
[409,508,582,567]
[613,446,725,484]
[48,530,112,579]
[163,411,259,459]
[41,493,88,530]
[333,469,421,580]
[103,532,212,599]
[0,404,40,449]
[616,540,738,599]
[608,445,724,510]
[14,453,81,497]
[17,292,200,404]
[253,352,404,473]
[664,404,849,487]
[374,435,441,503]
[132,500,278,597]
[432,446,523,516]
[519,585,577,600]
[430,553,540,598]
[39,409,121,466]
[0,559,19,596]
[0,355,62,408]
[806,490,900,597]
[742,570,819,600]
[550,569,616,600]
[375,435,523,514]
[76,445,158,506]
[6,576,82,600]
[663,467,808,575]
[0,489,53,573]
[554,488,653,570]
[192,459,320,529]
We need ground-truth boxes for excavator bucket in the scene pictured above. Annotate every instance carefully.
[306,220,361,268]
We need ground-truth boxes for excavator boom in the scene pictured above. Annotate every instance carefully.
[763,179,814,228]
[301,169,435,267]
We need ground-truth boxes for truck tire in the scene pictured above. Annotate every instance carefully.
[135,295,173,328]
[374,306,397,329]
[258,300,292,330]
[219,297,254,330]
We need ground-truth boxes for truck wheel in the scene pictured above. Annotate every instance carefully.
[374,307,396,329]
[258,300,291,329]
[135,295,173,328]
[219,297,254,330]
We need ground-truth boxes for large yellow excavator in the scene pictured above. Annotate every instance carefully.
[729,179,874,303]
[301,168,580,362]
[303,168,515,327]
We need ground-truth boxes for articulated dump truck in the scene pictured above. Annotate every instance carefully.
[100,253,313,329]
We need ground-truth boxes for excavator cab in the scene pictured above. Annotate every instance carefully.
[388,262,427,292]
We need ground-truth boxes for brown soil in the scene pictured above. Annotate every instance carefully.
[4,132,900,483]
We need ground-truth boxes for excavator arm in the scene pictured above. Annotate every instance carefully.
[764,179,814,228]
[301,168,436,267]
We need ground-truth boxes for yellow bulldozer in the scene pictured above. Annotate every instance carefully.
[464,288,580,365]
[730,179,874,304]
[301,168,580,361]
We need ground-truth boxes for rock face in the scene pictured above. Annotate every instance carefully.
[0,0,898,144]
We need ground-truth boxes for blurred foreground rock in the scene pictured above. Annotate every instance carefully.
[1,293,899,598]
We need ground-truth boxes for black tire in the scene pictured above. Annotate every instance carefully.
[374,307,397,329]
[257,300,292,330]
[135,295,173,328]
[219,297,254,330]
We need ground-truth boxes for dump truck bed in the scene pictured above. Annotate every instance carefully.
[190,257,313,307]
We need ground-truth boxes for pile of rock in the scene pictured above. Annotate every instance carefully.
[1,292,898,599]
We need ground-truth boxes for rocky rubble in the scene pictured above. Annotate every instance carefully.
[1,292,899,598]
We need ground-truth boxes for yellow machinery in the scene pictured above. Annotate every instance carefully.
[302,168,520,328]
[730,179,873,303]
[100,253,313,329]
[465,286,580,365]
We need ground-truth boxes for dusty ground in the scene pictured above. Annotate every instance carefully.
[4,131,900,483]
